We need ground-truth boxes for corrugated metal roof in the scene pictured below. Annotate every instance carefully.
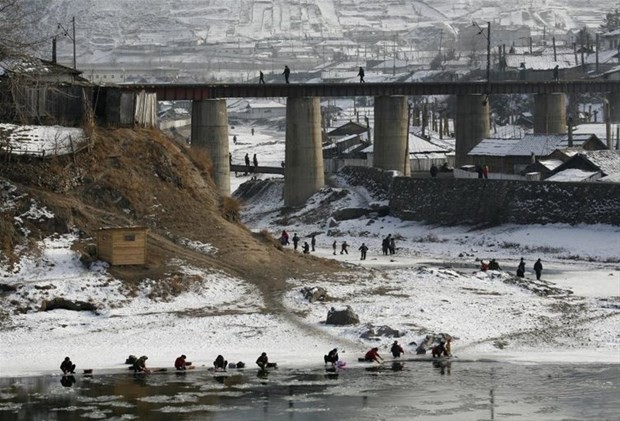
[546,169,599,182]
[469,134,597,157]
[579,150,620,176]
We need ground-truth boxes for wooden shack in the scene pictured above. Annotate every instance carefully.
[96,227,148,266]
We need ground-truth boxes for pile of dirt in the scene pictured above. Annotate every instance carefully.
[0,127,341,303]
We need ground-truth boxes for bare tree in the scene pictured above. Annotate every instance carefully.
[0,0,44,63]
[0,1,51,123]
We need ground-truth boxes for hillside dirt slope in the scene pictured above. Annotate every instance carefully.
[0,127,341,307]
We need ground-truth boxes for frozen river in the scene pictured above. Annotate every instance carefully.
[0,360,618,420]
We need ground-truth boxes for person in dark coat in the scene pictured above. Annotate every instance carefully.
[382,236,389,255]
[430,164,438,178]
[390,341,404,358]
[357,66,365,83]
[311,234,316,252]
[517,258,526,277]
[133,356,150,373]
[256,352,269,370]
[534,258,543,280]
[358,243,368,260]
[324,348,339,365]
[259,70,265,84]
[332,240,337,255]
[340,241,349,255]
[302,241,310,254]
[60,357,76,375]
[292,233,300,250]
[553,65,559,81]
[476,165,484,179]
[488,259,501,270]
[244,153,250,173]
[213,355,228,370]
[389,237,396,255]
[283,65,291,83]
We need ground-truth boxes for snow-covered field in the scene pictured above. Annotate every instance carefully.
[1,117,619,378]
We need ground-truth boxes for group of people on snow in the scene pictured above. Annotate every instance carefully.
[481,257,543,279]
[61,337,453,379]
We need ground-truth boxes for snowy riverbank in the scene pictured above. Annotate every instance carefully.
[1,221,618,378]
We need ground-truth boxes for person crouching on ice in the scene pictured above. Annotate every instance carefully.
[391,341,404,358]
[60,357,76,375]
[364,347,383,363]
[213,355,228,370]
[256,352,269,370]
[432,338,452,358]
[175,354,192,370]
[133,355,151,373]
[324,348,339,366]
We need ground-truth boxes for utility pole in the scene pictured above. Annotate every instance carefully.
[487,22,491,82]
[473,21,491,82]
[72,17,76,70]
[58,16,76,69]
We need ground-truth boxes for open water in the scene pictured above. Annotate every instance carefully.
[0,360,618,420]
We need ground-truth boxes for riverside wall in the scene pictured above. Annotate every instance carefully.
[389,178,620,226]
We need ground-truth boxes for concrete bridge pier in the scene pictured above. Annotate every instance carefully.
[455,94,490,166]
[373,96,410,175]
[608,92,620,124]
[191,99,230,196]
[534,93,566,134]
[284,97,324,207]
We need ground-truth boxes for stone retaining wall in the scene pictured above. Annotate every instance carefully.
[389,178,620,226]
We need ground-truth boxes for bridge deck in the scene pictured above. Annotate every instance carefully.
[122,81,620,100]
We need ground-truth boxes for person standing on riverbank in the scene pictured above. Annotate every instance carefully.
[358,243,368,260]
[534,258,543,280]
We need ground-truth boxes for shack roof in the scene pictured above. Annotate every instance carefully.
[468,134,600,157]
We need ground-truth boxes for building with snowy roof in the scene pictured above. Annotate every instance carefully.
[467,133,607,175]
[547,150,620,182]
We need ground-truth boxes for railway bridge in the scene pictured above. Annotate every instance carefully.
[115,81,620,205]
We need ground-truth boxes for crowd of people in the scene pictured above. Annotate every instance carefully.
[279,230,398,261]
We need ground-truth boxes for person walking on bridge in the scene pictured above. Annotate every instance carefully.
[259,70,265,84]
[357,66,365,83]
[253,153,258,168]
[283,65,291,83]
[244,153,250,175]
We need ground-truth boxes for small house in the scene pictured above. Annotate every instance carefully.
[547,150,620,182]
[467,133,606,175]
[97,227,148,266]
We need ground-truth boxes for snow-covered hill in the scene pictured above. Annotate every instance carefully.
[28,0,612,67]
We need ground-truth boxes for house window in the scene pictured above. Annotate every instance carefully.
[124,234,136,241]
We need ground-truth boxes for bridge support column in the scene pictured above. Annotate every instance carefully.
[534,93,566,134]
[191,99,230,196]
[608,92,620,124]
[455,94,490,167]
[284,97,324,207]
[373,96,410,175]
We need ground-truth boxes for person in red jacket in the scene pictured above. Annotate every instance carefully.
[175,354,190,370]
[364,347,383,363]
